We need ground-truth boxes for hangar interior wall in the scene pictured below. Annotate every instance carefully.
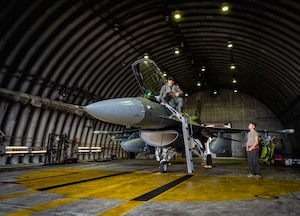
[186,90,281,129]
[0,99,127,166]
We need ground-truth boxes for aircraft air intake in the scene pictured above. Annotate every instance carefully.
[139,130,179,148]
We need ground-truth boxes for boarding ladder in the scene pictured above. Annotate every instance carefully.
[164,103,194,173]
[191,138,207,163]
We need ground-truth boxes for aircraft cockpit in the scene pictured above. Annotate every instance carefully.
[131,58,166,102]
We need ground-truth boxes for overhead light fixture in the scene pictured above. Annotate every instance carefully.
[163,72,167,77]
[144,53,150,59]
[174,10,181,20]
[232,78,237,83]
[227,40,233,48]
[113,24,120,31]
[56,92,68,102]
[197,81,201,87]
[230,63,236,70]
[221,2,230,12]
[184,93,188,97]
[174,48,180,54]
[213,90,217,95]
[201,66,206,72]
[233,89,238,93]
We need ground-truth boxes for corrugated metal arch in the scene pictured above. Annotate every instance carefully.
[1,0,300,164]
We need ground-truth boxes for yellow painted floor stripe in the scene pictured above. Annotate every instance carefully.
[97,201,144,216]
[14,166,300,202]
[57,173,181,200]
[151,175,300,202]
[4,197,80,216]
[0,189,37,200]
[192,166,205,175]
[17,169,122,190]
[1,159,300,215]
[14,167,186,197]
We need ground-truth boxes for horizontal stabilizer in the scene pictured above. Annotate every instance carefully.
[275,129,295,134]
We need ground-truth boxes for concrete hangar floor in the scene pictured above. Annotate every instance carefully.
[0,158,300,216]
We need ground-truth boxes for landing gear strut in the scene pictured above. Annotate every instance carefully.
[204,137,214,168]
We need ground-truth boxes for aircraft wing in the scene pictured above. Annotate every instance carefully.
[205,126,295,134]
[93,129,139,134]
[93,130,126,134]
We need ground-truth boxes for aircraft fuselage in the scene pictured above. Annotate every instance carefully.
[85,97,177,129]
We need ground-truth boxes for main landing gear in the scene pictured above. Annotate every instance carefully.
[155,147,176,173]
[159,161,168,173]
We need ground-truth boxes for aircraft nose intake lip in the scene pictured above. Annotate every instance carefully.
[85,98,145,125]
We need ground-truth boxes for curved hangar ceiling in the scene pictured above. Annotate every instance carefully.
[0,2,299,141]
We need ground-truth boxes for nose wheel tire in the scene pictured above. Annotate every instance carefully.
[159,161,168,173]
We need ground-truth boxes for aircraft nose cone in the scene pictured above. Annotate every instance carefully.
[84,98,145,126]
